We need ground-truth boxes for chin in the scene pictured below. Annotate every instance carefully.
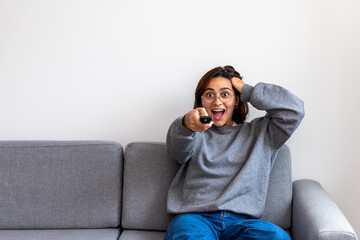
[213,121,226,127]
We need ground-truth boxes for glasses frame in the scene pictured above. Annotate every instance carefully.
[201,92,235,104]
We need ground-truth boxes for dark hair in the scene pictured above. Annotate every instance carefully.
[194,65,249,124]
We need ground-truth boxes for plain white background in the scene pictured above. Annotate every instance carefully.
[1,0,359,235]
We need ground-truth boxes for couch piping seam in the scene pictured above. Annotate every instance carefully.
[319,230,356,239]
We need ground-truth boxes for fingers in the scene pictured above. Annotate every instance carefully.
[231,77,245,93]
[184,108,213,132]
[197,107,208,117]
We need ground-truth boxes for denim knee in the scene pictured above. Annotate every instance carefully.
[221,220,290,240]
[165,213,218,240]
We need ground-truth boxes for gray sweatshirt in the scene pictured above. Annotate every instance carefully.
[166,83,305,218]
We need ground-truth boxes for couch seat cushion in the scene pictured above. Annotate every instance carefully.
[119,230,165,240]
[0,229,120,240]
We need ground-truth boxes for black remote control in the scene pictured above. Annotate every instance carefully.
[200,115,213,124]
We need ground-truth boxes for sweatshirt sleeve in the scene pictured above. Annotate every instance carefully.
[241,82,305,149]
[166,116,198,164]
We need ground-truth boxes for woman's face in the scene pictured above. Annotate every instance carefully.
[201,77,239,127]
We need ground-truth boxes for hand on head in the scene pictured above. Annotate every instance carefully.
[183,108,213,132]
[231,77,245,93]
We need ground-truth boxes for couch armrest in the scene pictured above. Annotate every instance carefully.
[292,179,357,240]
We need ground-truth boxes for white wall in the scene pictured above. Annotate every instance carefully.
[1,0,359,235]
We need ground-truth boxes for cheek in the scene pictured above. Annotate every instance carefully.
[225,101,236,110]
[225,104,235,116]
[226,108,234,116]
[205,106,213,115]
[201,103,212,114]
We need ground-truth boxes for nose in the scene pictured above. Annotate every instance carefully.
[213,95,223,105]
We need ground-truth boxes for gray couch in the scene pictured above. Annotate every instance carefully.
[0,141,357,240]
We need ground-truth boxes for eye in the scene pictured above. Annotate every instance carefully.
[205,93,214,98]
[221,92,231,97]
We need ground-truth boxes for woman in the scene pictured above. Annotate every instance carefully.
[165,66,304,240]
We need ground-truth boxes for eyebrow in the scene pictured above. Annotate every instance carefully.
[204,87,232,91]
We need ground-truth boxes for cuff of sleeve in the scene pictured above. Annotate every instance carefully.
[240,84,254,102]
[175,116,196,137]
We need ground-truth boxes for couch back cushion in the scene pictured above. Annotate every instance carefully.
[260,144,292,229]
[122,142,179,230]
[121,142,292,231]
[0,141,123,229]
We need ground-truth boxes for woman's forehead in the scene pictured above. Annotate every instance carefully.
[205,77,233,91]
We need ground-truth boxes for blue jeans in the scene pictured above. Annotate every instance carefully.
[164,211,290,240]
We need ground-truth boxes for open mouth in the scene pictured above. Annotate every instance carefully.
[212,109,225,120]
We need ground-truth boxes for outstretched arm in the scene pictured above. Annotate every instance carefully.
[166,108,213,164]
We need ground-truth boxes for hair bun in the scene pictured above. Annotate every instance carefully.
[223,65,235,72]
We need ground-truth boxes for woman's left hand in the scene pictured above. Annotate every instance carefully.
[231,77,245,93]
